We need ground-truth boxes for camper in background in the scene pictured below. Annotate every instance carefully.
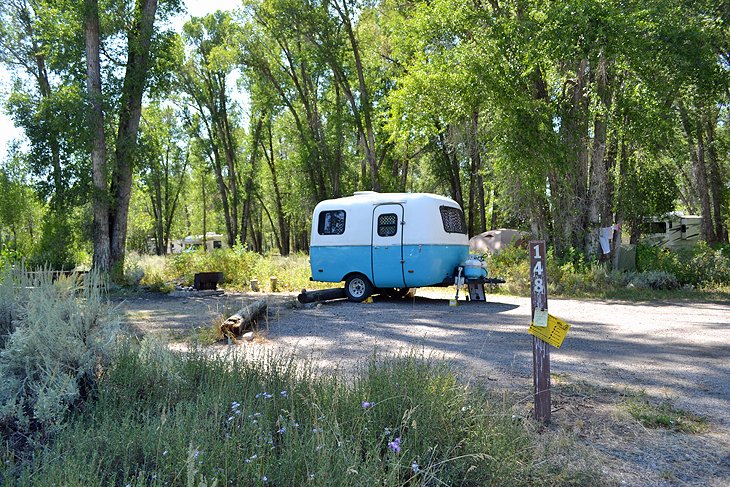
[641,213,702,250]
[169,233,227,254]
[309,192,469,302]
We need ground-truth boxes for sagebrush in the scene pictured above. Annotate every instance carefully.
[0,268,120,456]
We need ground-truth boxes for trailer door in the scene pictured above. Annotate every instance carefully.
[371,204,405,288]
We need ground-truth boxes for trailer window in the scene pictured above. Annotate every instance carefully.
[318,210,346,235]
[642,221,667,234]
[440,206,467,234]
[377,213,398,237]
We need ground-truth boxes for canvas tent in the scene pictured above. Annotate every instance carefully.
[469,229,525,255]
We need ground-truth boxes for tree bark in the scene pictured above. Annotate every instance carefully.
[678,102,716,243]
[262,118,290,255]
[468,111,483,235]
[704,112,728,243]
[241,114,264,248]
[586,55,612,258]
[109,0,158,274]
[84,0,110,272]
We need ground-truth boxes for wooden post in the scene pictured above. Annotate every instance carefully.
[530,240,551,423]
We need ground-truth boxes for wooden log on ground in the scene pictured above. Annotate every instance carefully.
[297,288,346,304]
[220,299,267,339]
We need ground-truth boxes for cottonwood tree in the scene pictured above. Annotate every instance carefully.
[84,0,182,274]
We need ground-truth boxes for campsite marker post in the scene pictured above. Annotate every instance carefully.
[530,240,551,423]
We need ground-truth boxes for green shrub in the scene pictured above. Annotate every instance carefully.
[637,242,730,287]
[627,271,680,290]
[486,243,721,296]
[487,245,530,295]
[0,268,120,455]
[27,213,79,271]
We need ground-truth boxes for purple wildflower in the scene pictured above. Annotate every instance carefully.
[387,437,401,453]
[361,401,372,408]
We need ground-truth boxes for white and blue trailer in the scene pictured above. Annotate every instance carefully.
[308,191,471,302]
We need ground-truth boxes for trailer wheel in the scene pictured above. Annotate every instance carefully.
[344,274,373,302]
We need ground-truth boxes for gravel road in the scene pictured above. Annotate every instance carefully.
[120,290,730,485]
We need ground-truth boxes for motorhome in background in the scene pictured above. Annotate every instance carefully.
[169,233,227,254]
[641,213,702,250]
[309,191,469,301]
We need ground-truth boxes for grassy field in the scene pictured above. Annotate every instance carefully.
[3,343,602,486]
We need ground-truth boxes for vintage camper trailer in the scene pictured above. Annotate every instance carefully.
[642,213,702,249]
[309,192,470,301]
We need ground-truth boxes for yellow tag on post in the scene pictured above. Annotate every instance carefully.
[529,314,571,348]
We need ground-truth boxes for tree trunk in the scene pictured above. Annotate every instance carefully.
[241,114,264,247]
[263,119,290,255]
[435,126,463,209]
[163,150,187,255]
[490,187,499,230]
[555,59,590,257]
[110,0,158,275]
[678,102,716,243]
[201,170,207,251]
[586,55,612,259]
[84,0,110,272]
[705,112,728,243]
[467,111,482,235]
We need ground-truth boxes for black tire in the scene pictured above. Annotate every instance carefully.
[344,273,374,302]
[384,287,410,299]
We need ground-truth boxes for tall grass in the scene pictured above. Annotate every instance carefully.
[3,344,601,486]
[128,249,327,292]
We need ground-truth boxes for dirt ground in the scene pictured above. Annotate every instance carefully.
[117,289,730,486]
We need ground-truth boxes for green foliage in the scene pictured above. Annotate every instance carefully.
[487,240,730,297]
[0,268,120,455]
[28,212,78,271]
[637,242,730,287]
[624,393,708,433]
[146,248,323,292]
[3,345,601,485]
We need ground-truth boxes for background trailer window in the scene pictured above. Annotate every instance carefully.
[318,210,346,235]
[439,206,467,234]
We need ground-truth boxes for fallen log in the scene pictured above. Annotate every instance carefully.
[297,288,346,304]
[220,299,267,339]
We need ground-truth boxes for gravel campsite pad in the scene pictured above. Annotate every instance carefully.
[118,290,730,486]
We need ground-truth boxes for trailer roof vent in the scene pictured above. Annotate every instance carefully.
[354,191,378,195]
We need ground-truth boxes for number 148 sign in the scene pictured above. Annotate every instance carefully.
[530,242,548,326]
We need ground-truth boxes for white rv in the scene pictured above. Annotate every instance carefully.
[169,233,227,254]
[642,213,702,249]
